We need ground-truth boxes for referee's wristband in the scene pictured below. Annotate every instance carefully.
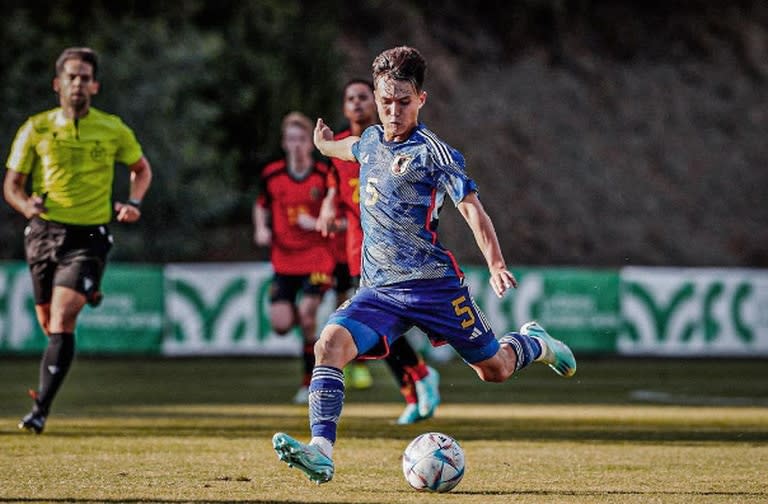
[126,198,142,209]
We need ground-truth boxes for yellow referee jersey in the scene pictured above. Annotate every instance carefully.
[6,107,143,225]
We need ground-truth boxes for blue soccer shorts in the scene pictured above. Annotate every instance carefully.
[326,277,500,364]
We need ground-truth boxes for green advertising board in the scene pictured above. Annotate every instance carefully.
[462,266,620,353]
[618,267,768,356]
[160,264,621,357]
[0,261,37,353]
[163,262,320,356]
[0,262,164,355]
[4,261,766,357]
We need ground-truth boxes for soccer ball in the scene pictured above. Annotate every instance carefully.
[402,432,465,492]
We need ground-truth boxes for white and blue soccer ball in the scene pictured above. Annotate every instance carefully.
[402,432,465,492]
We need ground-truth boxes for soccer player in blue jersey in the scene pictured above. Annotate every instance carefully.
[273,45,576,484]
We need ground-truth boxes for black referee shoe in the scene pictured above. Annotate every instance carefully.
[18,411,46,434]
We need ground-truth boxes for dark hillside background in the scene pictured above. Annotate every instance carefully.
[1,1,766,267]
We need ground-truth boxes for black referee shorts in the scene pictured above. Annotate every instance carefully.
[23,217,113,306]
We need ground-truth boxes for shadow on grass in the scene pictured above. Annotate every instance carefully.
[0,500,369,504]
[2,414,767,442]
[2,490,767,502]
[449,490,768,497]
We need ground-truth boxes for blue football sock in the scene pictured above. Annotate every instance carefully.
[309,365,345,444]
[499,332,542,372]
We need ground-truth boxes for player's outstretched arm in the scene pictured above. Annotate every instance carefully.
[316,187,338,237]
[253,202,272,247]
[457,192,517,298]
[314,118,358,161]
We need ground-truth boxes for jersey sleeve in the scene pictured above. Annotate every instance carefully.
[5,118,38,175]
[351,140,361,163]
[434,149,478,206]
[114,119,144,166]
[351,125,377,162]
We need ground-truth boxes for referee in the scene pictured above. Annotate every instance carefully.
[3,47,152,433]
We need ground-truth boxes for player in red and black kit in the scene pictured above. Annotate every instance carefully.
[317,80,441,424]
[254,111,334,404]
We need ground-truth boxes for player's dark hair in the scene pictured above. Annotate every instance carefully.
[55,47,99,78]
[342,78,374,98]
[371,46,427,92]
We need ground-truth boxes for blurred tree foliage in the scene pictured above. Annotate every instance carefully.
[0,1,342,262]
[2,1,766,267]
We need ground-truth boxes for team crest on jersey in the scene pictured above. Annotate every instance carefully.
[390,154,413,176]
[90,142,106,162]
[310,187,322,200]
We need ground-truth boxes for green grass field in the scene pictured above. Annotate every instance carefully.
[1,357,767,503]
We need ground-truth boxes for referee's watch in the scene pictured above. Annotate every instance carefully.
[127,198,142,209]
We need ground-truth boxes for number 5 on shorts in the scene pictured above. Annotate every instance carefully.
[451,295,476,329]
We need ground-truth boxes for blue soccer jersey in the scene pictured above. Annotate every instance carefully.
[352,123,478,287]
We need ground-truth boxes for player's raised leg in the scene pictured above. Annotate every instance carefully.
[471,321,576,382]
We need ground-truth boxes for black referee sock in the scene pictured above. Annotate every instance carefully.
[302,341,316,384]
[35,332,75,416]
[385,337,421,388]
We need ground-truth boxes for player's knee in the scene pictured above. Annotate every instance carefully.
[315,327,356,366]
[269,309,295,334]
[271,316,293,335]
[272,325,292,335]
[313,336,336,361]
[269,301,296,333]
[297,312,317,332]
[47,310,81,333]
[297,300,320,324]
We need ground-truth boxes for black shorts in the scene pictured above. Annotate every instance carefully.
[269,273,330,303]
[24,217,113,306]
[333,262,353,295]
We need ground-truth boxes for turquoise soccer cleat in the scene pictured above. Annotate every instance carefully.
[272,432,334,484]
[520,321,577,378]
[396,403,422,425]
[415,366,441,418]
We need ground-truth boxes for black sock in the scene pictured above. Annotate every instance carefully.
[302,342,315,385]
[385,337,421,387]
[35,332,75,416]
